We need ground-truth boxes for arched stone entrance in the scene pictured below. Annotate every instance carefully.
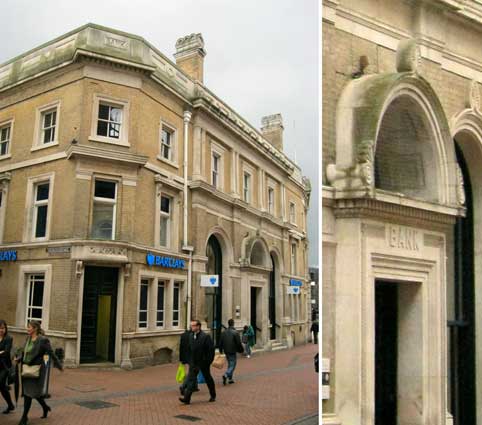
[206,234,223,346]
[326,43,462,424]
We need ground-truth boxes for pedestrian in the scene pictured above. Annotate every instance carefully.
[219,319,244,385]
[0,320,14,415]
[179,319,216,405]
[179,329,199,396]
[310,321,319,344]
[242,324,255,358]
[14,320,63,425]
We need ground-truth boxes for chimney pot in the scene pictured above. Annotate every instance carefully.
[174,33,206,83]
[261,114,284,151]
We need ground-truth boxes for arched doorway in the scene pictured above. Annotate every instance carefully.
[206,235,223,346]
[269,254,276,340]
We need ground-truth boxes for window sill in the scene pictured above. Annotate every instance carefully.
[157,155,179,169]
[31,141,59,152]
[0,153,12,161]
[89,136,130,147]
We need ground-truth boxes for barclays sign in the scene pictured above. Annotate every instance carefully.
[146,253,185,269]
[0,250,17,262]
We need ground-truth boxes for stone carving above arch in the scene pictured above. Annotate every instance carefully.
[326,46,458,207]
[239,231,271,269]
[468,79,481,113]
[396,38,421,74]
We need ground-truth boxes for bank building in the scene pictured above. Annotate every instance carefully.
[0,24,311,370]
[322,1,482,424]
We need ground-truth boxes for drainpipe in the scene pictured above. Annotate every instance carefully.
[182,110,193,329]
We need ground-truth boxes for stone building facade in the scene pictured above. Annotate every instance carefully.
[0,24,311,369]
[323,1,482,424]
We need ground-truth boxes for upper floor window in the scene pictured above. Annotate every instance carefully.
[91,95,130,146]
[291,243,297,275]
[212,153,220,188]
[243,172,252,203]
[268,187,275,215]
[160,195,171,248]
[289,202,296,225]
[0,121,12,157]
[33,182,50,239]
[33,102,60,151]
[160,124,176,163]
[92,180,117,240]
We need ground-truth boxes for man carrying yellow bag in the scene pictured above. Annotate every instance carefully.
[178,329,199,395]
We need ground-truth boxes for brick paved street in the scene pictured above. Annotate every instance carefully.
[2,344,319,425]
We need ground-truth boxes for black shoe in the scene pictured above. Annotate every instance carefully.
[209,397,216,402]
[179,386,185,396]
[179,397,190,405]
[3,405,14,414]
[18,417,28,425]
[41,405,51,419]
[228,379,235,384]
[222,375,227,386]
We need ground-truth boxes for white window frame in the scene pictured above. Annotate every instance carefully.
[91,178,118,240]
[172,281,182,328]
[32,101,61,152]
[0,180,9,243]
[159,194,172,249]
[291,242,297,275]
[210,141,225,190]
[156,280,166,329]
[0,119,13,160]
[158,121,178,168]
[289,201,297,225]
[243,171,252,204]
[138,278,150,329]
[154,183,179,250]
[16,264,52,331]
[268,185,275,215]
[23,173,55,243]
[90,94,130,146]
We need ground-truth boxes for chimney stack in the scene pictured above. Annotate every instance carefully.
[261,114,284,151]
[174,33,206,83]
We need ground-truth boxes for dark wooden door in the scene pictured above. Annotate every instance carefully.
[269,255,276,340]
[80,266,118,363]
[250,287,257,345]
[375,281,398,425]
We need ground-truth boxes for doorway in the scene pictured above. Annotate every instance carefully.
[206,235,223,346]
[250,287,261,346]
[375,281,398,425]
[80,266,118,363]
[269,254,276,340]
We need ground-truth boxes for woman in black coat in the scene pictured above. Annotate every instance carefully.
[0,319,14,414]
[14,320,63,425]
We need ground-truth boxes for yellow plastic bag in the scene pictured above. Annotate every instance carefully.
[176,363,186,384]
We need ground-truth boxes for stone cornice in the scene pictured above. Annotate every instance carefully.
[66,144,148,166]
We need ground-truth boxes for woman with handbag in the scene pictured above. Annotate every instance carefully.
[0,319,15,414]
[14,320,63,425]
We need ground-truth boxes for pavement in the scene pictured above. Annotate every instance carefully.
[2,343,319,425]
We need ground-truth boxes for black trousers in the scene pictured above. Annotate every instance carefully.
[180,364,198,394]
[22,395,48,419]
[183,364,216,402]
[313,332,318,344]
[0,370,13,409]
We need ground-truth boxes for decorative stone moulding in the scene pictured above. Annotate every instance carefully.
[327,37,459,208]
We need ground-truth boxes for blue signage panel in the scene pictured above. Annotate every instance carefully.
[146,253,185,269]
[0,250,17,262]
[290,279,302,287]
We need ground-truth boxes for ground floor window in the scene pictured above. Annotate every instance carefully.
[137,275,184,330]
[26,273,45,324]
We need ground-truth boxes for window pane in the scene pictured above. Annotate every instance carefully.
[161,129,171,145]
[51,110,57,126]
[97,120,108,137]
[160,196,170,213]
[36,183,50,201]
[35,205,48,238]
[30,308,43,319]
[157,283,164,310]
[98,104,110,120]
[43,112,52,128]
[95,181,116,199]
[140,281,148,310]
[139,312,147,327]
[173,285,180,310]
[108,122,121,139]
[32,282,44,307]
[160,216,168,247]
[1,126,10,141]
[0,192,3,208]
[156,311,164,325]
[0,142,7,156]
[92,203,114,239]
[109,107,122,123]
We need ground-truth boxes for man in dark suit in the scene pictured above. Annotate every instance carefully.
[179,329,198,395]
[179,319,216,404]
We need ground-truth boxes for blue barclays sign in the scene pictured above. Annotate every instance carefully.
[0,250,17,262]
[290,279,302,287]
[146,253,185,269]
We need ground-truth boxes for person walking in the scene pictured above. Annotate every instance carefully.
[14,320,63,425]
[219,319,244,385]
[310,321,319,344]
[179,329,199,396]
[179,319,216,405]
[242,324,255,358]
[0,320,14,415]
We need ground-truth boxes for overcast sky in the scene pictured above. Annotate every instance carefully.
[1,0,319,266]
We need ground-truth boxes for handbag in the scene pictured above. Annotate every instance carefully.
[176,363,186,384]
[197,371,206,384]
[22,364,41,378]
[211,353,226,369]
